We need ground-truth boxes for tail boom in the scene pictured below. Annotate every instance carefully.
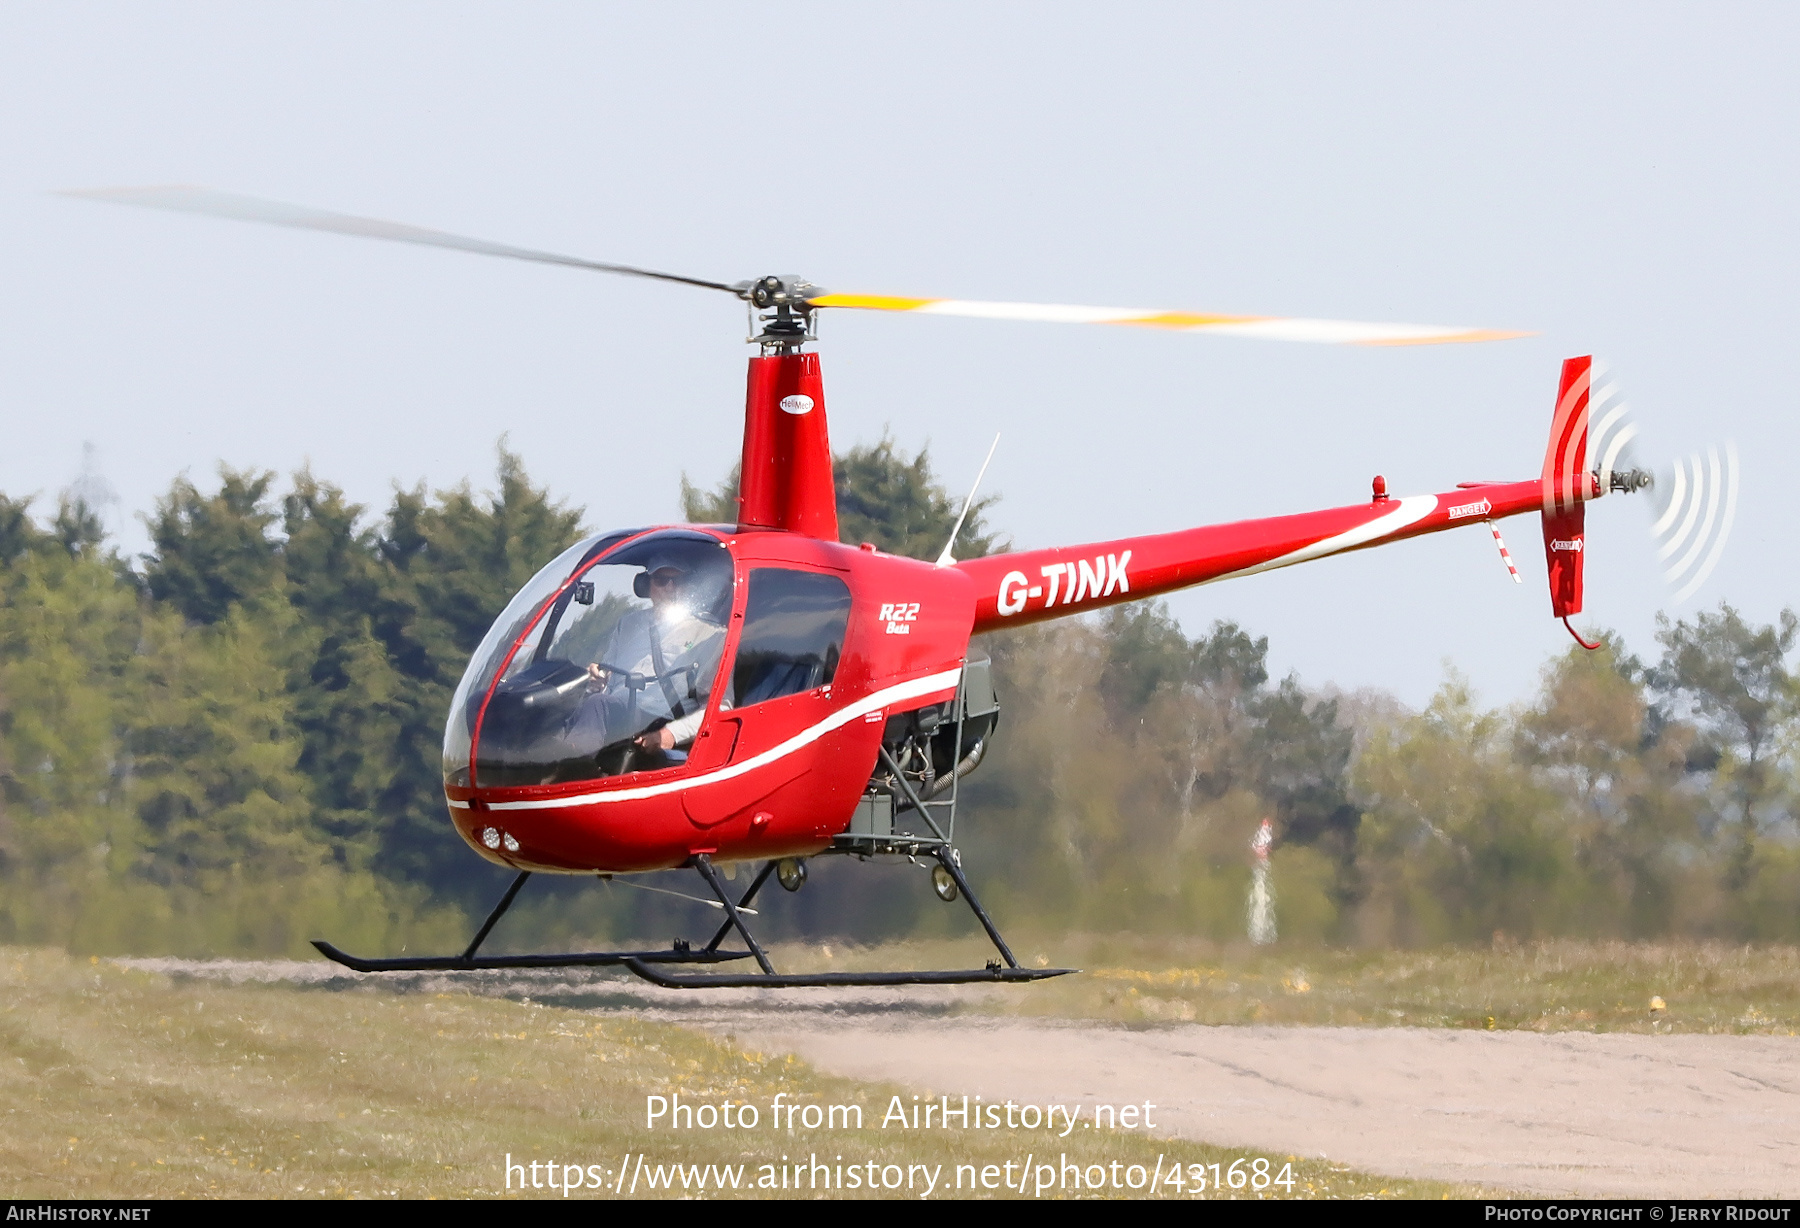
[960,478,1543,633]
[960,356,1643,638]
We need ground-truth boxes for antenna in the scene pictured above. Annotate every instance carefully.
[937,433,1001,567]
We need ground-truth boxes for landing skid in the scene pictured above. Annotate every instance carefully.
[310,941,752,974]
[620,959,1070,989]
[313,847,1075,989]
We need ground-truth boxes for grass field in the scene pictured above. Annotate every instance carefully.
[11,938,1785,1199]
[753,935,1800,1033]
[0,948,1483,1200]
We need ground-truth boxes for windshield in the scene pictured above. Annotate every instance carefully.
[460,531,733,788]
[442,531,630,786]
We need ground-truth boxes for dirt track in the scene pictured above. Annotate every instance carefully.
[127,961,1800,1198]
[639,1006,1800,1198]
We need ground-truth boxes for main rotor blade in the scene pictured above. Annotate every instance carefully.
[806,293,1529,346]
[61,185,739,295]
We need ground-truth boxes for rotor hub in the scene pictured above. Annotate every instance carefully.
[735,274,824,353]
[738,274,817,310]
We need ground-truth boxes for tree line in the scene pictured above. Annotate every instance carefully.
[960,603,1800,945]
[0,445,1794,954]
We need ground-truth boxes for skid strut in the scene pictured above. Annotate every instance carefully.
[314,854,1075,988]
[630,850,1071,989]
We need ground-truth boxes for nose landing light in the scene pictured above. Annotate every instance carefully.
[480,826,521,853]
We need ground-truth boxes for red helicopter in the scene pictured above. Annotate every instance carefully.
[70,187,1717,988]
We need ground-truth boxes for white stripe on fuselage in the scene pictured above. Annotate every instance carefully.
[1209,495,1438,583]
[482,667,965,812]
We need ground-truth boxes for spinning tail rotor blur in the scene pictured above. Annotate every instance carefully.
[1650,443,1739,604]
[1583,360,1739,607]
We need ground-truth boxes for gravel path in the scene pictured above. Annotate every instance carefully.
[649,1012,1800,1198]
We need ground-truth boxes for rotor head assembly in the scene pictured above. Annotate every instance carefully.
[735,274,825,352]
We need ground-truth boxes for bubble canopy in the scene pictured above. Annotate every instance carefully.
[442,530,734,789]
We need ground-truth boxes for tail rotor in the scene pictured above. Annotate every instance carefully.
[1533,357,1737,645]
[1650,443,1740,603]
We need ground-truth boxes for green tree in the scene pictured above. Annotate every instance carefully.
[368,447,585,895]
[0,547,142,944]
[1517,634,1648,822]
[0,493,95,564]
[836,437,1001,560]
[280,473,405,868]
[130,447,585,907]
[1516,636,1703,937]
[113,591,459,955]
[1355,674,1570,943]
[961,605,1366,939]
[1649,604,1799,933]
[1095,602,1201,717]
[1251,678,1361,929]
[52,495,107,560]
[678,466,738,526]
[143,468,283,625]
[0,494,46,562]
[127,598,317,882]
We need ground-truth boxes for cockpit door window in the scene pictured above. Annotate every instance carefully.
[730,568,852,708]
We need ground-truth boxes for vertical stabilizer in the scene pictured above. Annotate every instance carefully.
[1540,355,1598,622]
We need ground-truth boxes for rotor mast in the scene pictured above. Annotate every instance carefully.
[734,275,839,540]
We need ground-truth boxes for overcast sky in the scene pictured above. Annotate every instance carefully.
[2,3,1794,708]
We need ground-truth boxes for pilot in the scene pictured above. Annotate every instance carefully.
[580,553,727,754]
